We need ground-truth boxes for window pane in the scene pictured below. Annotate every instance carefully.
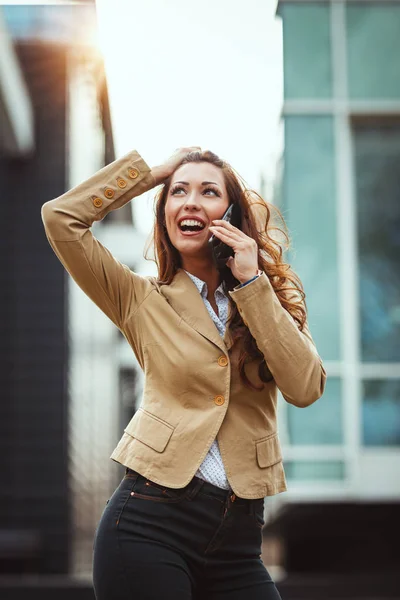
[280,3,332,99]
[347,4,400,99]
[287,378,343,445]
[353,119,400,362]
[3,5,94,42]
[285,461,345,481]
[284,116,340,361]
[362,380,400,446]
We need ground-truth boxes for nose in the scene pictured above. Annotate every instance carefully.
[182,190,201,211]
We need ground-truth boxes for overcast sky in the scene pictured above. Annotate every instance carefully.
[95,0,283,234]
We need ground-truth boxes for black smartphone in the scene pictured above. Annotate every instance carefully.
[208,203,242,269]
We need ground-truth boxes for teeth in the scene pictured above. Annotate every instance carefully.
[179,219,205,228]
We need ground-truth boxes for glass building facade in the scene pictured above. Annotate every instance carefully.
[2,2,95,44]
[277,0,400,497]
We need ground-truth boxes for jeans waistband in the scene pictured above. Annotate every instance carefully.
[192,476,236,501]
[125,468,255,504]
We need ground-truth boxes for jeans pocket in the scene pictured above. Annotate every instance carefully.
[114,475,139,526]
[130,474,188,504]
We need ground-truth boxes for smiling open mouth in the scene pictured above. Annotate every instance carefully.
[178,219,206,232]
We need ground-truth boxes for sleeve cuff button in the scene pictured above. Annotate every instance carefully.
[128,167,140,179]
[104,188,115,199]
[92,196,103,208]
[117,177,127,189]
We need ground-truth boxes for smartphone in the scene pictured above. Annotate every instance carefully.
[208,203,242,269]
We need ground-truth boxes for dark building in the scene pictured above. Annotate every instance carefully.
[0,4,115,596]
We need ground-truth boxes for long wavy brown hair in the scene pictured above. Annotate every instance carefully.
[144,150,307,391]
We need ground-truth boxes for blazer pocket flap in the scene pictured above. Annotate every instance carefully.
[124,408,174,453]
[256,433,282,468]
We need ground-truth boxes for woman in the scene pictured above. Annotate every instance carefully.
[41,146,326,599]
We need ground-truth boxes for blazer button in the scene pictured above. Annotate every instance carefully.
[218,356,228,367]
[214,395,225,406]
[104,188,115,199]
[117,177,127,189]
[91,196,103,208]
[128,167,140,179]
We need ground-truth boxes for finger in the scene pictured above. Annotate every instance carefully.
[209,225,242,243]
[209,227,239,247]
[211,219,247,237]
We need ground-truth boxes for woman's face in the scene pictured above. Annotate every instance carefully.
[164,162,229,261]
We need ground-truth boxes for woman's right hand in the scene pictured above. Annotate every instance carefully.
[151,146,202,186]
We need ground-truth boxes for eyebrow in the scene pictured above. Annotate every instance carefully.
[174,180,220,187]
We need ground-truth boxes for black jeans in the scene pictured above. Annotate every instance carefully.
[93,468,282,600]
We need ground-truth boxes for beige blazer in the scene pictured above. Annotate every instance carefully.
[41,150,327,499]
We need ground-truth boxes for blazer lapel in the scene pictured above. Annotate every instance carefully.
[160,269,228,354]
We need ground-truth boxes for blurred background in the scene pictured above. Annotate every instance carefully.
[0,0,399,598]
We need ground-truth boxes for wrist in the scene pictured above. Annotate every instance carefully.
[151,165,170,186]
[238,270,260,286]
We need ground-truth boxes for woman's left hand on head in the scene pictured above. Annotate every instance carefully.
[209,220,259,284]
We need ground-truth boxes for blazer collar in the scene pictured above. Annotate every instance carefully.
[160,269,234,353]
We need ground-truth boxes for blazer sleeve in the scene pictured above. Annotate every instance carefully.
[229,272,327,407]
[41,150,156,330]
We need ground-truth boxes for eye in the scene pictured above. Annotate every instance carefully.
[204,187,221,197]
[170,186,185,195]
[170,185,221,197]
